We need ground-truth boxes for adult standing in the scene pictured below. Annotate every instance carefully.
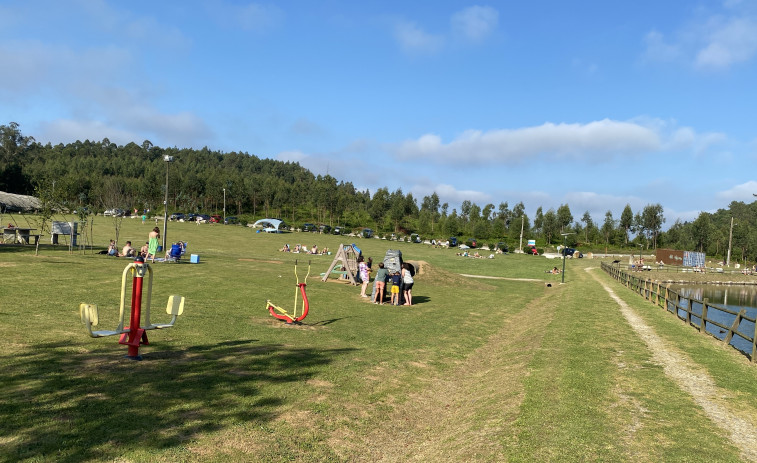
[147,227,160,262]
[401,262,415,306]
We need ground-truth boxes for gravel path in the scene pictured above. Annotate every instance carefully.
[588,267,757,462]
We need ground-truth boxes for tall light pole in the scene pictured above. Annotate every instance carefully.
[561,233,573,284]
[519,217,524,252]
[727,216,734,267]
[223,188,226,225]
[162,155,174,252]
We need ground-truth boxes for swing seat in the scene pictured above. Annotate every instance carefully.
[145,295,184,330]
[79,303,121,338]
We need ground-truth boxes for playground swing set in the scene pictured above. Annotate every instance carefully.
[267,259,311,324]
[79,256,185,360]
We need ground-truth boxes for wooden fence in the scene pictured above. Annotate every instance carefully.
[601,262,757,362]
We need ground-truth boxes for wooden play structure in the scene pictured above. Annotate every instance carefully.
[321,243,361,285]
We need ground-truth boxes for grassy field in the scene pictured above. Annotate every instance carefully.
[2,215,756,462]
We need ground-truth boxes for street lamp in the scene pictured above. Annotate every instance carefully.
[727,218,734,267]
[162,155,174,252]
[223,187,226,225]
[560,233,573,284]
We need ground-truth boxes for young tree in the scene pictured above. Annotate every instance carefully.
[581,211,594,243]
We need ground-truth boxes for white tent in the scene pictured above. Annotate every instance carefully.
[252,218,286,233]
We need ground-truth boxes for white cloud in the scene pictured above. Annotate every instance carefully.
[695,16,757,69]
[642,6,757,70]
[276,150,308,163]
[451,6,499,42]
[642,30,681,63]
[411,182,491,208]
[393,20,444,54]
[395,119,664,163]
[715,180,757,202]
[37,119,139,147]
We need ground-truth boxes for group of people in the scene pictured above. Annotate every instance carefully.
[357,256,415,306]
[456,250,495,259]
[105,226,163,262]
[279,243,329,255]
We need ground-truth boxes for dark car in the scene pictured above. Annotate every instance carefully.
[410,233,421,243]
[302,223,317,232]
[561,247,583,258]
[169,212,185,221]
[361,228,374,238]
[496,242,509,252]
[319,224,332,234]
[224,216,238,225]
[196,214,211,223]
[449,237,458,247]
[333,226,343,235]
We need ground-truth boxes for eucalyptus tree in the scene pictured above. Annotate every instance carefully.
[556,204,573,233]
[620,204,633,244]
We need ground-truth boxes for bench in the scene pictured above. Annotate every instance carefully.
[25,234,42,245]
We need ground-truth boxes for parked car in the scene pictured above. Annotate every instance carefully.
[333,226,343,235]
[449,237,458,247]
[209,215,222,223]
[169,212,185,221]
[302,223,317,232]
[104,208,126,217]
[410,233,421,243]
[361,228,374,238]
[561,247,583,258]
[496,242,509,252]
[224,216,238,225]
[186,213,198,222]
[195,214,210,223]
[319,224,332,234]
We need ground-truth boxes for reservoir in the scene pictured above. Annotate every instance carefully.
[671,284,757,356]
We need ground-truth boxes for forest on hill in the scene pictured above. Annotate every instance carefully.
[1,122,756,262]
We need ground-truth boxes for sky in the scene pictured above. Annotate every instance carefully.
[2,0,757,227]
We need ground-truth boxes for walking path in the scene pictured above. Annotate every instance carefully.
[587,267,757,462]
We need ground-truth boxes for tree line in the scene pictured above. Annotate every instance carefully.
[1,122,754,261]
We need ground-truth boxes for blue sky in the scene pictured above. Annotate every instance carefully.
[2,1,757,226]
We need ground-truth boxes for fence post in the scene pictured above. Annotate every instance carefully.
[701,298,708,335]
[752,310,757,363]
[665,284,670,311]
[724,309,745,345]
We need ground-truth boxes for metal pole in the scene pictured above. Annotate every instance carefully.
[727,216,734,267]
[223,188,226,224]
[162,161,169,252]
[519,217,524,252]
[561,234,567,283]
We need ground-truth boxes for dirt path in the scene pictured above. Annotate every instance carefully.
[587,267,757,462]
[348,284,559,462]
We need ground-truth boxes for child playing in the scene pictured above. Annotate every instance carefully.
[390,271,401,306]
[372,262,389,304]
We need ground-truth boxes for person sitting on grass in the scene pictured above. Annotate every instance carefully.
[107,240,118,256]
[120,241,135,257]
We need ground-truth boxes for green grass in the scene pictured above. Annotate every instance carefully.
[0,215,755,462]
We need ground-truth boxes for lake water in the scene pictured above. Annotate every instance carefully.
[670,284,757,356]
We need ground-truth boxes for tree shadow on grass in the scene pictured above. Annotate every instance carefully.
[0,339,355,463]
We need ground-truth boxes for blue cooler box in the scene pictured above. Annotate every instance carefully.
[190,254,200,263]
